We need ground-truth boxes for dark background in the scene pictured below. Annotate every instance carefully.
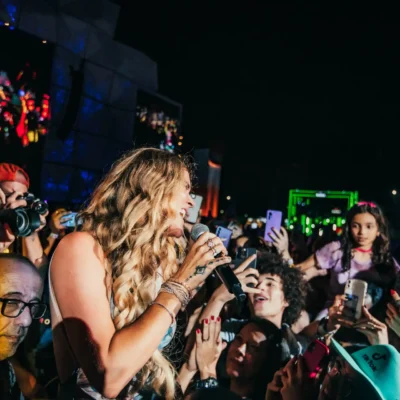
[115,2,400,224]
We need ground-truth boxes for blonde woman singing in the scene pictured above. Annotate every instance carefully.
[49,148,231,399]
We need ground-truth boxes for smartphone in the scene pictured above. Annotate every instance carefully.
[186,194,203,224]
[264,210,283,242]
[216,226,233,249]
[303,339,330,375]
[233,247,257,270]
[342,279,368,321]
[234,247,257,287]
[60,212,80,228]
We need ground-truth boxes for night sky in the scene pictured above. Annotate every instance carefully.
[115,3,400,222]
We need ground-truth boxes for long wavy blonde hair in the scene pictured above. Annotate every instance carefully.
[79,147,192,399]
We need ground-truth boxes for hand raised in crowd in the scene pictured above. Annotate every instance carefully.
[326,295,346,332]
[195,316,227,379]
[268,227,290,260]
[172,232,231,291]
[386,289,400,338]
[280,356,316,400]
[49,208,71,235]
[340,305,389,345]
[265,369,284,400]
[212,254,261,303]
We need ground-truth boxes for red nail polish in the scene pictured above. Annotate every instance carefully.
[217,317,221,322]
[211,316,215,321]
[391,289,397,296]
[204,319,208,324]
[196,329,201,334]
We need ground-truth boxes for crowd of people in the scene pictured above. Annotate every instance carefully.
[0,148,400,399]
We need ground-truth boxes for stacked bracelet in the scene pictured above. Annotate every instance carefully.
[160,280,190,309]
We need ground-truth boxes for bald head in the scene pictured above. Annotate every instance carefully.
[0,253,43,360]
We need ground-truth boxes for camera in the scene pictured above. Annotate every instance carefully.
[0,192,48,237]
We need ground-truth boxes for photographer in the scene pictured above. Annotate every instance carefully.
[0,163,48,273]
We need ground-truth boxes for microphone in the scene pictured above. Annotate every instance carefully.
[191,224,246,302]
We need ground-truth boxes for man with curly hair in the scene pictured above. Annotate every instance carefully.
[249,251,309,329]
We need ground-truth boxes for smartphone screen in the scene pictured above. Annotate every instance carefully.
[342,279,368,321]
[186,194,203,224]
[216,226,232,249]
[60,212,80,228]
[264,210,283,242]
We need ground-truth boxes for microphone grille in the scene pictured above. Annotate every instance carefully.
[191,223,209,241]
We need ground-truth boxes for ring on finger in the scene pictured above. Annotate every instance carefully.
[207,239,215,248]
[211,247,218,256]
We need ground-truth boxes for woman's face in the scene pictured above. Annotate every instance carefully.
[167,169,194,238]
[226,323,269,380]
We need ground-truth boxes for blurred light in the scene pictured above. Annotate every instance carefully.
[244,214,248,218]
[4,22,10,26]
[226,196,231,200]
[326,218,330,223]
[42,40,47,44]
[220,210,224,214]
[342,219,346,224]
[248,218,253,222]
[251,222,258,229]
[319,229,323,237]
[178,142,182,146]
[306,217,310,225]
[392,190,397,195]
[311,224,315,228]
[289,225,294,229]
[306,227,309,234]
[333,224,337,231]
[179,136,183,139]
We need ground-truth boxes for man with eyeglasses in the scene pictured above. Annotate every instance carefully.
[0,253,46,399]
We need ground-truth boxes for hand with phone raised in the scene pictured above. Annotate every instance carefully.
[211,254,261,304]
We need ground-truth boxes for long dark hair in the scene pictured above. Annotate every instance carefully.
[341,202,393,272]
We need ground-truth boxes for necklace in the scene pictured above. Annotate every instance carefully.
[354,247,372,253]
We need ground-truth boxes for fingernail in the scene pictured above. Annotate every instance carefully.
[390,289,397,296]
[196,329,201,334]
[217,316,221,322]
[204,319,208,324]
[211,315,215,321]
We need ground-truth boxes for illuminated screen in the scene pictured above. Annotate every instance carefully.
[134,89,181,153]
[0,26,53,194]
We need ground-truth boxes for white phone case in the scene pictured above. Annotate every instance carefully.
[343,279,368,321]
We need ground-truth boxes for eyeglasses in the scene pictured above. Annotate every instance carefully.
[0,298,47,319]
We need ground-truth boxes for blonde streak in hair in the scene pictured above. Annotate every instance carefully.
[149,351,175,399]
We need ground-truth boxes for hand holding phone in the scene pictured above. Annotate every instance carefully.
[233,247,257,287]
[342,279,368,322]
[264,210,283,242]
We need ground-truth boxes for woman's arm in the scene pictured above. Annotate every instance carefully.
[51,232,181,398]
[295,254,327,281]
[51,230,231,398]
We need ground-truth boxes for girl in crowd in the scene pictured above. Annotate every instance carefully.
[297,202,400,318]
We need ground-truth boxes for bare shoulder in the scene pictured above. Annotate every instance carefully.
[51,231,105,274]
